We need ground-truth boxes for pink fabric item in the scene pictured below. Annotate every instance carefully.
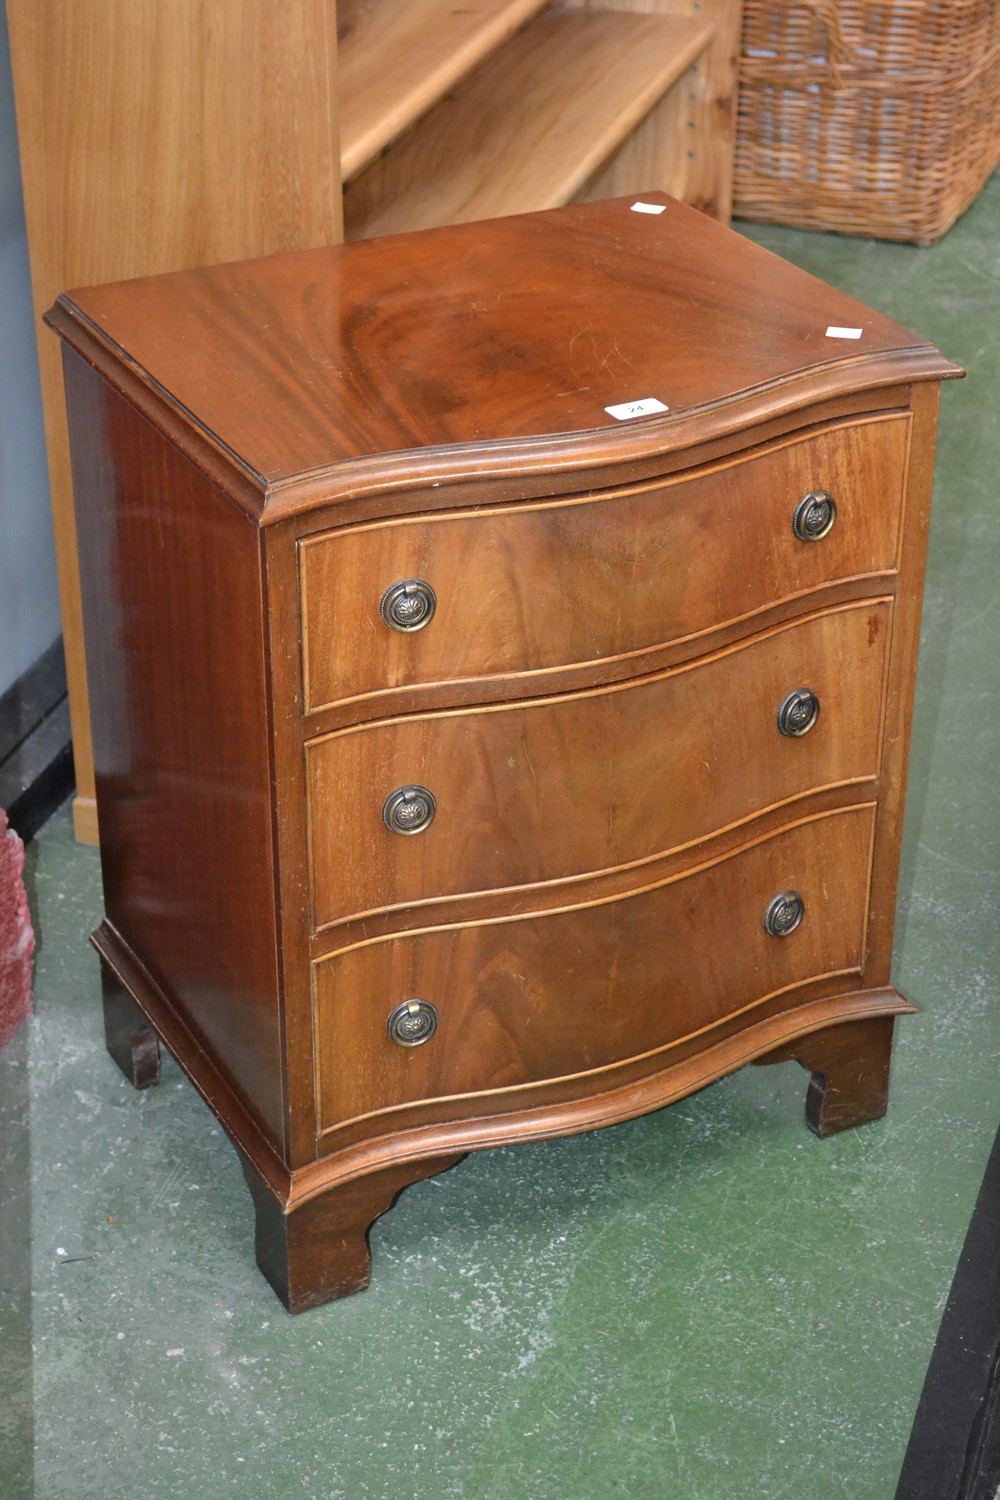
[0,808,34,1048]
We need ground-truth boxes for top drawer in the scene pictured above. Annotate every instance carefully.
[299,412,910,714]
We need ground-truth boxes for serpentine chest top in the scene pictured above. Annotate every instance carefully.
[49,195,962,1312]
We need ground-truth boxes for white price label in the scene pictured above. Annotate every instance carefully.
[605,397,670,421]
[826,325,863,339]
[631,201,667,215]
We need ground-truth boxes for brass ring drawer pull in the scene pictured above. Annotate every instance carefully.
[764,890,805,937]
[792,489,837,541]
[386,999,439,1047]
[380,578,437,632]
[382,785,436,835]
[777,688,821,737]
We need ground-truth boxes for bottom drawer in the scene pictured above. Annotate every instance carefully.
[313,805,875,1135]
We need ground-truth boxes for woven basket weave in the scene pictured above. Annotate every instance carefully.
[734,0,1000,245]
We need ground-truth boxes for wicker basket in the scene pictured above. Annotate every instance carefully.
[734,0,1000,245]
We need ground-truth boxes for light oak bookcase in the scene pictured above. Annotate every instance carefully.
[6,0,742,842]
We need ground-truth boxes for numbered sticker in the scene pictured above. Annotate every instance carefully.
[605,397,670,421]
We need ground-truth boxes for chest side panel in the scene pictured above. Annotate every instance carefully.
[63,349,286,1152]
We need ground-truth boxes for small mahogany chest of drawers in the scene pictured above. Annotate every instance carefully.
[49,195,962,1312]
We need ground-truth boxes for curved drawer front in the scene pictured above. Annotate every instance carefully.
[307,600,890,930]
[313,805,876,1133]
[299,412,909,712]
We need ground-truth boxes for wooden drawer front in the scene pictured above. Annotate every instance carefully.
[299,413,908,712]
[313,805,875,1132]
[307,601,890,930]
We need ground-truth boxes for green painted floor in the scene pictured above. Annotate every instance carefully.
[3,174,999,1500]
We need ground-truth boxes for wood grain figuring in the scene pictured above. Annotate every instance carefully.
[51,196,959,492]
[299,412,909,712]
[307,602,891,928]
[7,0,342,841]
[312,805,876,1131]
[337,0,551,180]
[341,9,713,241]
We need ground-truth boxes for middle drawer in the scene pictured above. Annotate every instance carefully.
[306,599,890,931]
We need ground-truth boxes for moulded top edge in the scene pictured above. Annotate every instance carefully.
[45,194,963,525]
[254,345,961,526]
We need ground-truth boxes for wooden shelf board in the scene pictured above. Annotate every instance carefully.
[338,0,551,182]
[343,8,714,242]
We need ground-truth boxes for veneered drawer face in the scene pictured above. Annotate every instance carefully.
[306,600,890,930]
[299,413,909,712]
[313,805,875,1134]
